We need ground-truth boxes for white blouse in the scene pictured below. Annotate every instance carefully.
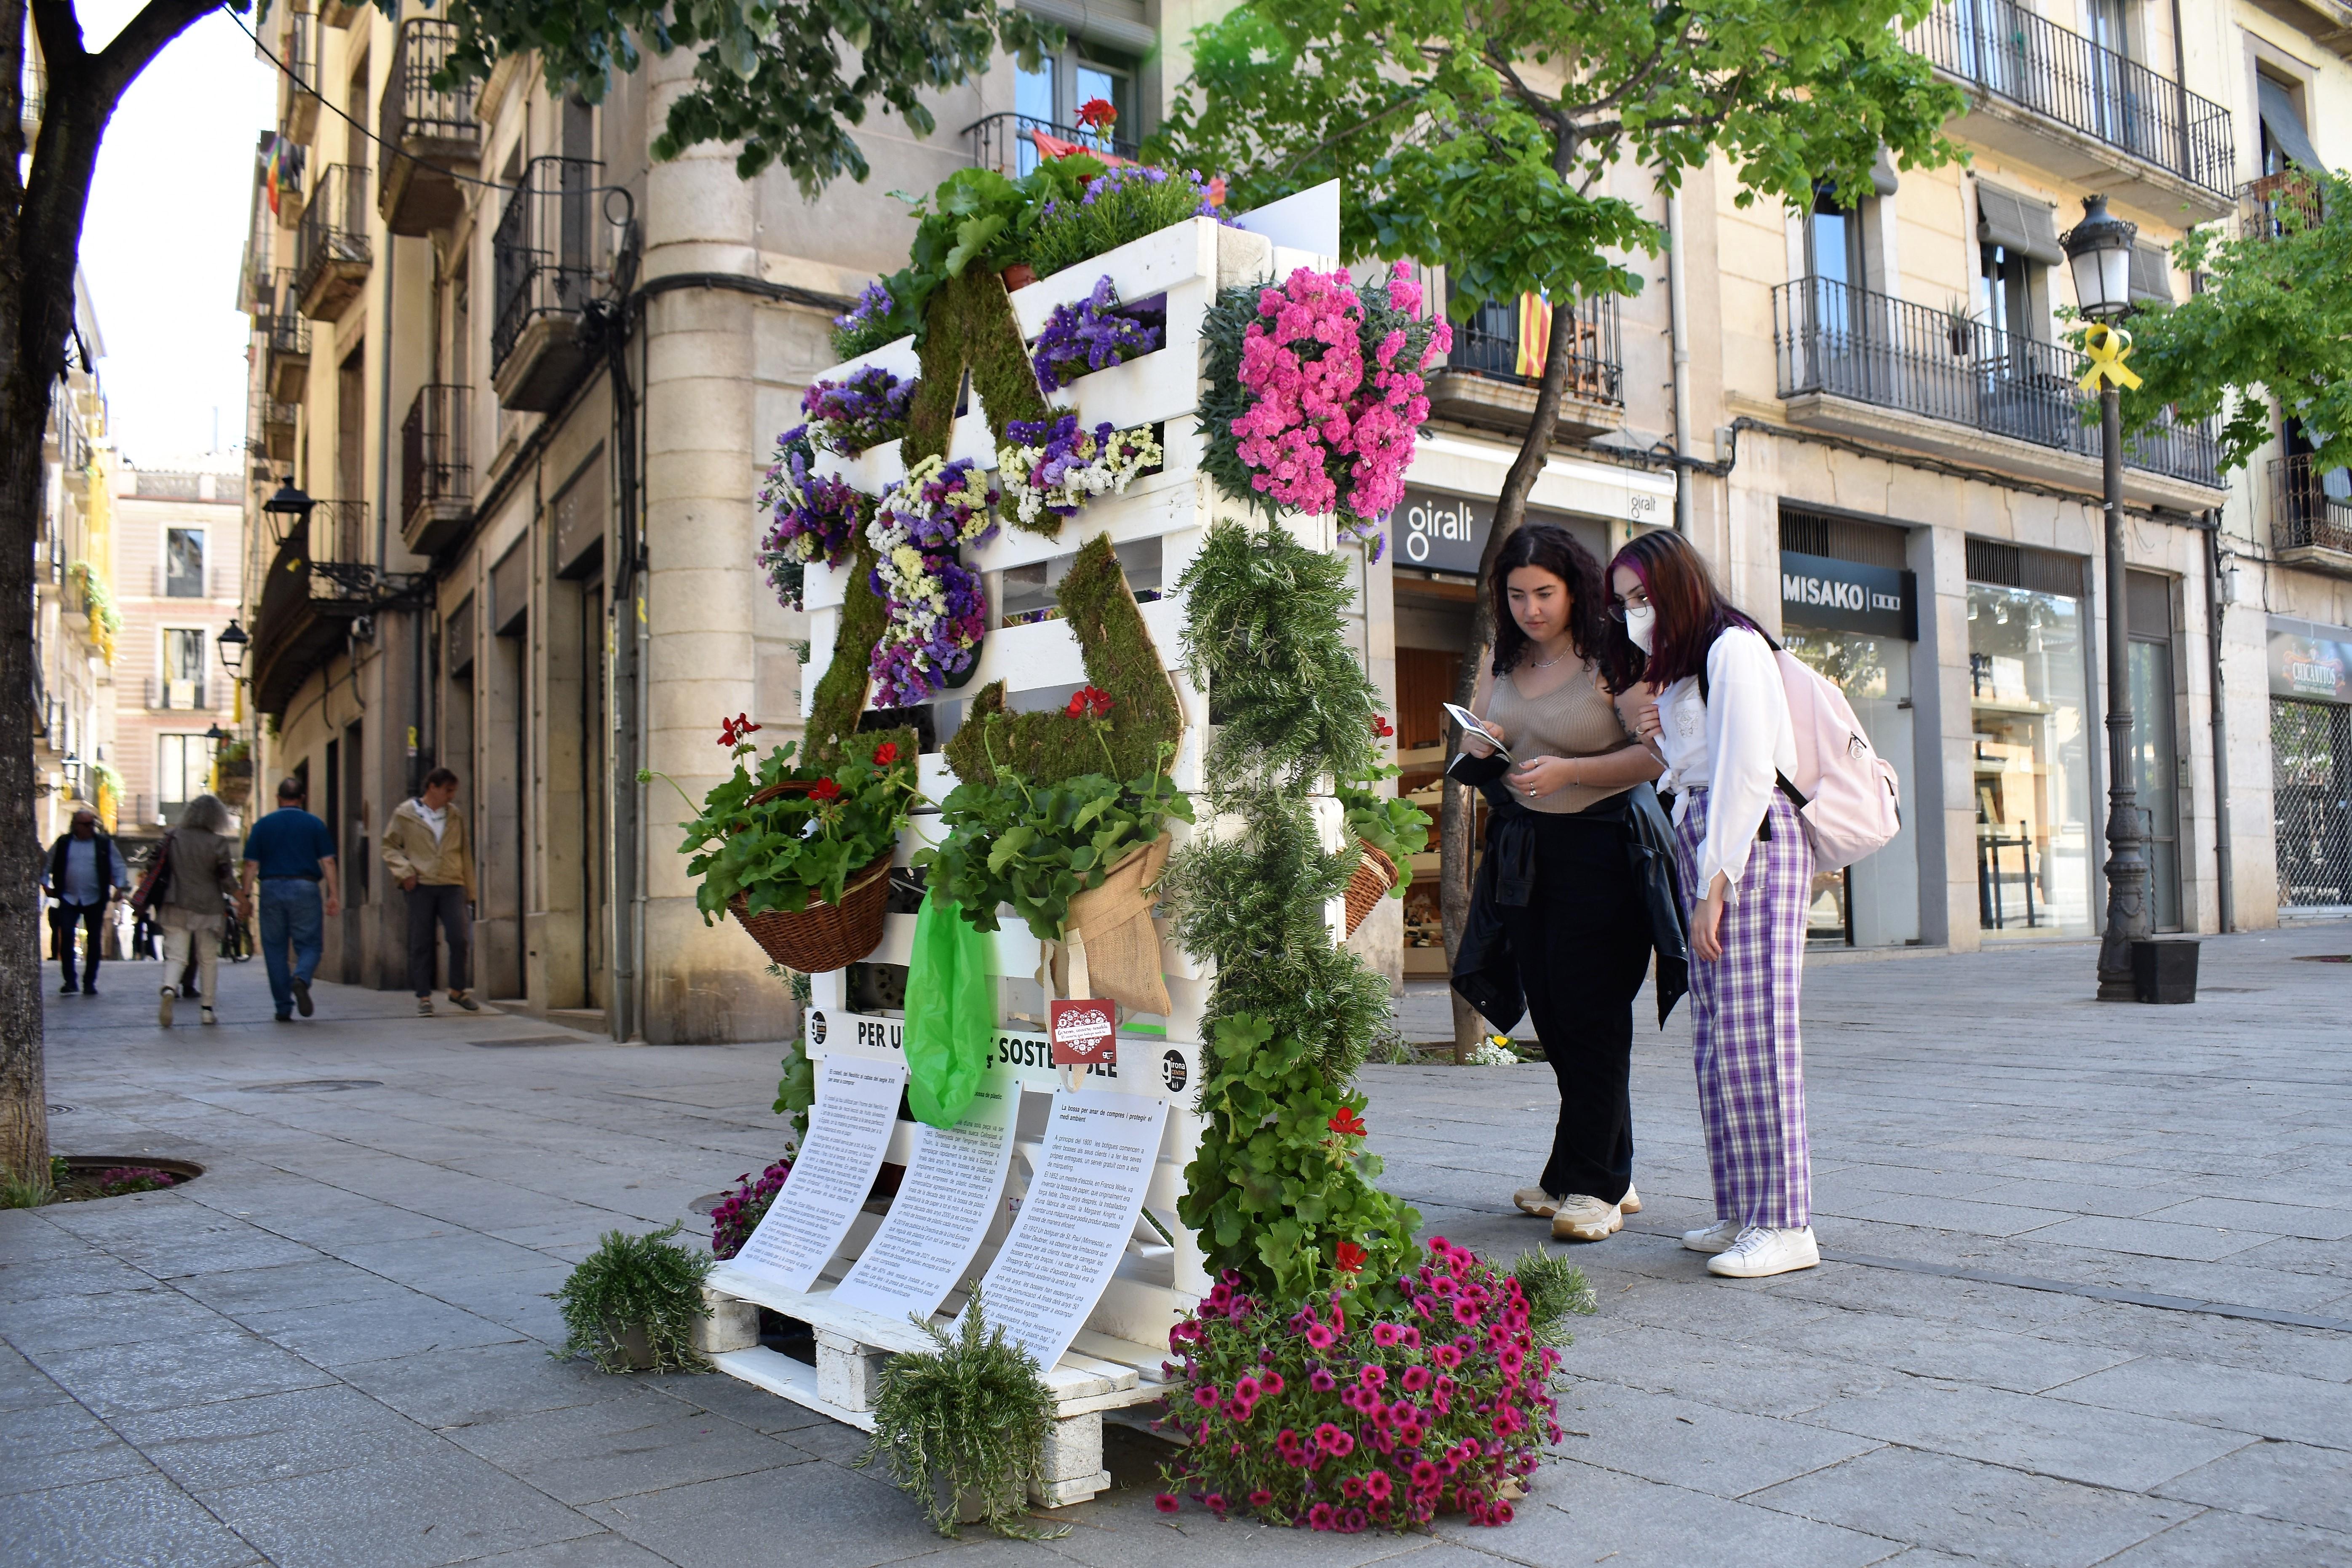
[1653,626,1796,902]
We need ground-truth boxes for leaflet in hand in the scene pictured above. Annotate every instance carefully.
[1442,703,1514,764]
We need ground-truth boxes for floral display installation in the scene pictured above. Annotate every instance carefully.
[1152,1238,1572,1530]
[1031,275,1163,391]
[755,429,866,611]
[1028,164,1233,280]
[995,414,1163,532]
[799,365,915,456]
[829,280,900,360]
[1199,262,1451,528]
[866,455,1000,706]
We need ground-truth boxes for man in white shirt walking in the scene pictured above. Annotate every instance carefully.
[382,767,478,1015]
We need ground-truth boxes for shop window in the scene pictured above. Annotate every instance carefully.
[1966,542,2094,937]
[2125,571,2182,932]
[2272,699,2352,910]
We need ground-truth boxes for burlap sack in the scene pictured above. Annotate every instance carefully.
[1050,833,1173,1017]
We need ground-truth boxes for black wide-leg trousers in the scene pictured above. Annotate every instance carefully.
[1494,808,1652,1206]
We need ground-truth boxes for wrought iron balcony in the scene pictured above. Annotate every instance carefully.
[1424,291,1623,441]
[144,676,211,712]
[964,112,1138,177]
[378,20,479,235]
[2239,171,2323,241]
[258,396,298,461]
[1903,1,2234,199]
[2272,454,2352,569]
[1773,275,2221,488]
[401,383,473,556]
[259,271,313,402]
[492,157,630,410]
[294,163,370,320]
[282,10,320,141]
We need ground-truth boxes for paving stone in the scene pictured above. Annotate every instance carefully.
[110,1384,445,1491]
[1438,1461,1898,1568]
[578,1461,951,1568]
[1795,1378,2252,1492]
[333,1339,639,1429]
[0,1284,228,1354]
[2137,1198,2352,1241]
[196,1448,604,1568]
[235,1290,527,1368]
[2156,1438,2352,1534]
[441,1536,682,1567]
[1747,1444,2197,1568]
[0,1398,157,1495]
[439,1389,811,1504]
[2044,1355,2352,1448]
[2090,1508,2352,1566]
[0,1472,264,1567]
[26,1326,339,1418]
[1547,1379,1881,1497]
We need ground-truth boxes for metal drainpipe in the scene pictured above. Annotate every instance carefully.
[1665,180,1695,534]
[2201,508,2234,932]
[632,323,650,1042]
[2170,0,2193,184]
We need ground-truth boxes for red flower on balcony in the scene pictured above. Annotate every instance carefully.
[1334,1241,1367,1274]
[1371,714,1394,738]
[719,713,762,748]
[809,777,842,802]
[1076,97,1118,131]
[1065,685,1115,719]
[872,741,900,767]
[1328,1106,1368,1139]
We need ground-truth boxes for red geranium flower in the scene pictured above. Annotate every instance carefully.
[1371,714,1394,738]
[809,777,842,802]
[1328,1106,1368,1138]
[1065,684,1114,719]
[1334,1241,1368,1274]
[871,741,899,766]
[718,713,763,748]
[1076,97,1118,131]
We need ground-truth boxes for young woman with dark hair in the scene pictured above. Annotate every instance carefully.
[1455,522,1662,1244]
[1611,529,1819,1279]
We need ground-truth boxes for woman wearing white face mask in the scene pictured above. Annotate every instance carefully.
[1454,524,1664,1244]
[1610,529,1819,1280]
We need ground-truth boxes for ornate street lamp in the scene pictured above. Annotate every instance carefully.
[215,618,249,675]
[2061,193,2148,1002]
[261,476,316,545]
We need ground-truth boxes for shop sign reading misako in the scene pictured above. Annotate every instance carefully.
[1779,550,1918,641]
[2268,616,2352,705]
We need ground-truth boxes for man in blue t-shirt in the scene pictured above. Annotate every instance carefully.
[240,776,344,1022]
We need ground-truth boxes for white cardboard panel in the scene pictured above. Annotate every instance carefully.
[1009,219,1221,337]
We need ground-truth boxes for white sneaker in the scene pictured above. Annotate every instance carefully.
[1681,1219,1741,1254]
[1550,1195,1623,1243]
[1706,1225,1820,1278]
[1513,1186,1561,1218]
[1620,1182,1641,1215]
[157,987,175,1027]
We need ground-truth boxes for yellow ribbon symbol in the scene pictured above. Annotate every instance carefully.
[2077,323,2143,393]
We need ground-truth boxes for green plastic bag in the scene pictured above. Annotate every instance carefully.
[902,890,993,1128]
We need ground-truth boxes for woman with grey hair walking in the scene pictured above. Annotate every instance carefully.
[157,794,243,1027]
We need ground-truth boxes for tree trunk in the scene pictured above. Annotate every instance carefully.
[1437,306,1587,1062]
[0,0,221,1182]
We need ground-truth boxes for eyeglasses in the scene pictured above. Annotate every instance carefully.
[1604,586,1652,622]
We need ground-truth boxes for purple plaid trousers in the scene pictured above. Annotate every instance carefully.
[1673,788,1813,1230]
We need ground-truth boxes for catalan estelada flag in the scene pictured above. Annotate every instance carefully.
[1515,292,1552,378]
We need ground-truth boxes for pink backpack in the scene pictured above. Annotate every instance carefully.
[1769,648,1902,872]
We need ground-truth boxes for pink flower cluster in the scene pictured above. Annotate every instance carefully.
[1154,1239,1560,1533]
[1227,264,1450,527]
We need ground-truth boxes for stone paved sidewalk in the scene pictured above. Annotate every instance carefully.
[3,924,2350,1567]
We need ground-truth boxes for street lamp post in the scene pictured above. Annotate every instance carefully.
[2061,194,2148,1002]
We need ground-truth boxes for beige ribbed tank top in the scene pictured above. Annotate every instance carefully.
[1482,658,1639,815]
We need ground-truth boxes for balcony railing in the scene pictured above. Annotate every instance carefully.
[1773,275,2221,487]
[1903,1,2234,197]
[401,384,472,552]
[2272,454,2352,556]
[308,499,371,566]
[260,307,311,359]
[144,676,211,712]
[492,157,630,408]
[294,163,371,318]
[2240,171,2323,241]
[1445,292,1623,406]
[379,20,479,234]
[964,112,1138,177]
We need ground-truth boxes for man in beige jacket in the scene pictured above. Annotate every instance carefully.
[382,767,479,1015]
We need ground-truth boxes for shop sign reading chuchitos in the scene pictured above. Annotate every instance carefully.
[1779,550,1918,641]
[2268,616,2352,705]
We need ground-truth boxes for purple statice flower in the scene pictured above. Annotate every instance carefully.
[755,432,863,610]
[831,280,895,345]
[997,414,1162,529]
[800,366,913,456]
[1032,275,1163,391]
[709,1159,793,1259]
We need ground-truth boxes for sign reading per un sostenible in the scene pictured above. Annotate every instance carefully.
[804,1007,1199,1100]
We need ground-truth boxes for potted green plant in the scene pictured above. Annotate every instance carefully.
[214,739,253,809]
[1944,298,1981,357]
[855,1289,1063,1538]
[550,1223,714,1373]
[649,715,918,972]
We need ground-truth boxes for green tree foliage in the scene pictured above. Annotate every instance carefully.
[2120,171,2352,473]
[409,0,1064,189]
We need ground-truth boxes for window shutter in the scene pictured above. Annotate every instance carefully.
[1975,183,2063,266]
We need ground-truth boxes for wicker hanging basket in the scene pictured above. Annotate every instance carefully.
[722,778,895,972]
[1342,839,1398,937]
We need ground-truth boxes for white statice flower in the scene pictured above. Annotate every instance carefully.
[996,422,1163,530]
